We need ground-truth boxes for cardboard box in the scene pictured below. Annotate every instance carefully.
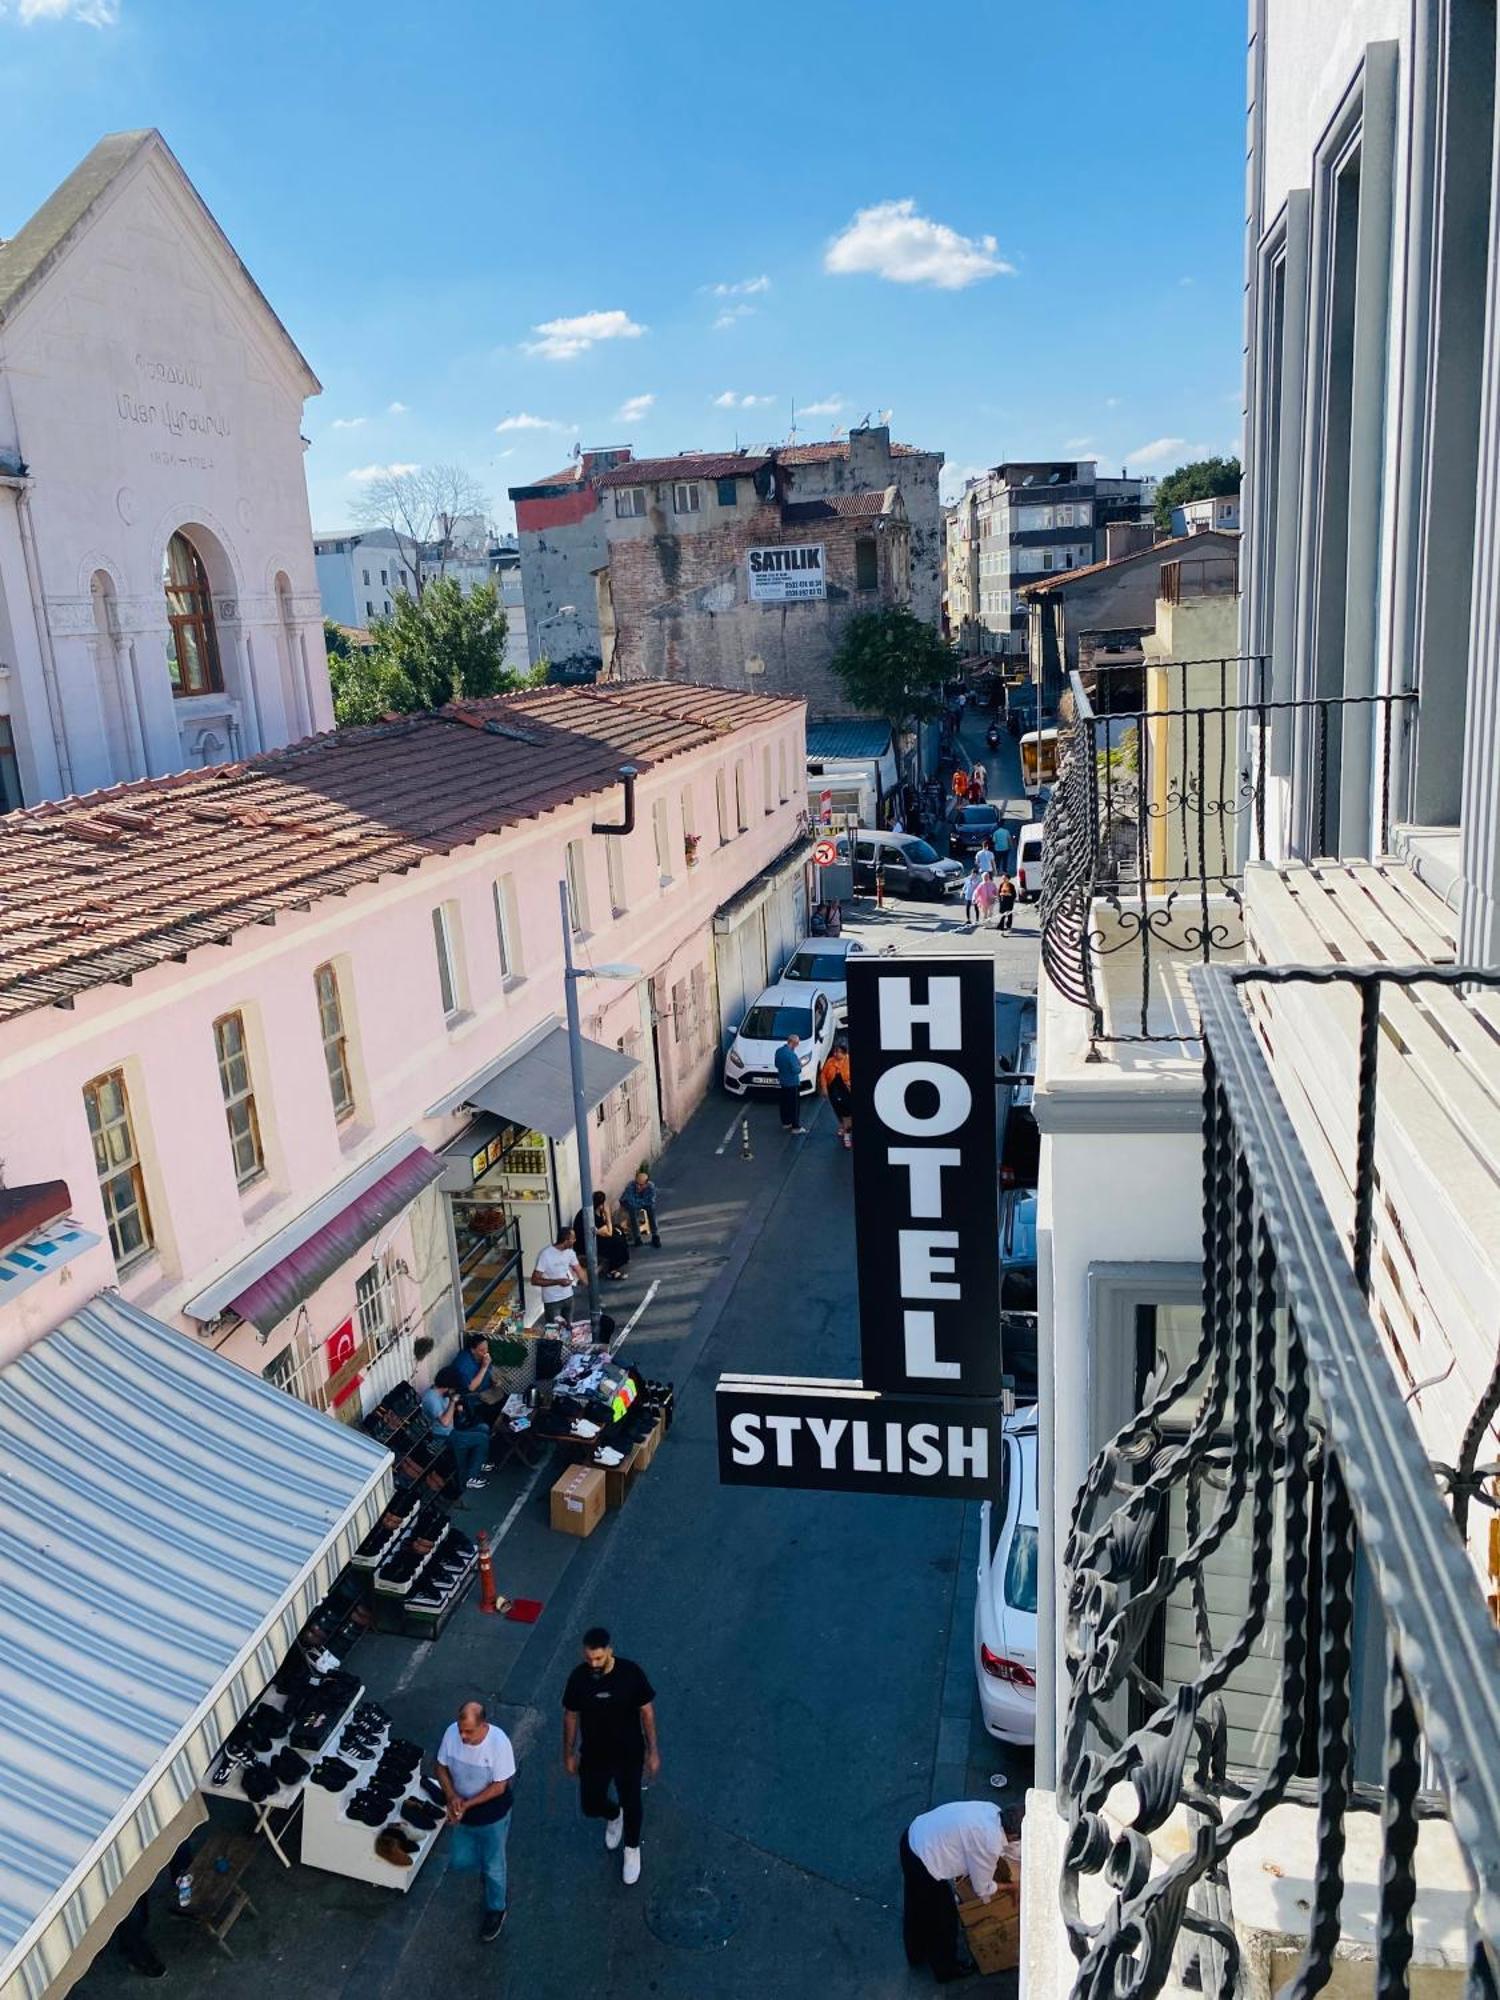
[604,1444,642,1511]
[634,1413,664,1471]
[550,1465,606,1538]
[955,1861,1020,1976]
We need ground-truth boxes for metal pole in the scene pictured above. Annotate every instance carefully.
[559,879,602,1336]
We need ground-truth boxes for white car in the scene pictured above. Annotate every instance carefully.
[974,1409,1038,1744]
[722,982,836,1097]
[1016,823,1044,902]
[778,936,867,1024]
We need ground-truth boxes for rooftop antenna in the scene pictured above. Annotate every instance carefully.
[790,396,797,443]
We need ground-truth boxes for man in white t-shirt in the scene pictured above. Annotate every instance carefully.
[530,1225,583,1326]
[900,1799,1009,1980]
[436,1701,516,1942]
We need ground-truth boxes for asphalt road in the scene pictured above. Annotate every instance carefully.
[78,710,1038,2000]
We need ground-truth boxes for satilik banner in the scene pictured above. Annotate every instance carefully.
[747,544,826,603]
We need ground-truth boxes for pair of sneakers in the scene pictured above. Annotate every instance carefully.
[605,1810,641,1885]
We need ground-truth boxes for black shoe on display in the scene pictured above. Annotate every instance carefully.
[241,1762,277,1804]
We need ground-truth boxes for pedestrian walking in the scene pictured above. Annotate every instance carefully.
[619,1163,663,1247]
[530,1225,583,1325]
[962,863,983,928]
[900,1799,1009,1982]
[820,1036,854,1149]
[951,768,970,805]
[562,1626,660,1887]
[976,835,997,879]
[437,1700,516,1942]
[996,871,1017,933]
[774,1032,807,1134]
[970,761,987,802]
[974,871,999,929]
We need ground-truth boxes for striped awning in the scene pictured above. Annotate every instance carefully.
[0,1295,391,2000]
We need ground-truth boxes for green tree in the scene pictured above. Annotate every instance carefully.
[369,576,512,710]
[326,643,397,728]
[1153,454,1241,531]
[829,608,954,729]
[323,616,354,660]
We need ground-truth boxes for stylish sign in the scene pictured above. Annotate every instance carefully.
[747,544,826,603]
[846,956,1001,1399]
[716,1378,1001,1501]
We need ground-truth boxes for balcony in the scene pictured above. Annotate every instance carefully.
[1158,553,1240,604]
[1046,961,1500,1998]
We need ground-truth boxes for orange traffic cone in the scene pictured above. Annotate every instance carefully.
[476,1530,499,1614]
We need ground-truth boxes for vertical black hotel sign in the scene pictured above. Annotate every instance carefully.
[845,956,1001,1399]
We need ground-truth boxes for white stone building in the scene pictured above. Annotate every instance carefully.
[0,130,332,810]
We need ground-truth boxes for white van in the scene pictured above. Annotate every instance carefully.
[1016,823,1044,901]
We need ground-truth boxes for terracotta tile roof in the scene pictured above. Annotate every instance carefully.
[0,683,802,1023]
[596,453,771,488]
[1018,527,1239,595]
[782,490,894,523]
[512,463,584,491]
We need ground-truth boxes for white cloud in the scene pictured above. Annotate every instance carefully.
[14,0,118,22]
[347,462,420,482]
[800,397,846,418]
[1104,396,1122,410]
[1063,435,1095,450]
[713,304,755,331]
[496,448,516,459]
[387,400,409,415]
[616,393,655,423]
[713,391,775,409]
[522,309,646,361]
[825,199,1013,290]
[709,276,770,297]
[1178,276,1195,288]
[1124,436,1210,467]
[330,416,367,430]
[496,411,564,432]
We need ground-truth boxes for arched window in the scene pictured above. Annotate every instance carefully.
[163,531,223,696]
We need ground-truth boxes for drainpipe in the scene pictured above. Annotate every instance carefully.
[9,480,74,795]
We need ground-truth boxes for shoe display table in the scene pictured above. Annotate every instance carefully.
[300,1709,443,1892]
[200,1680,363,1868]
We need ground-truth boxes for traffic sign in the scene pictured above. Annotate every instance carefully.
[813,839,838,866]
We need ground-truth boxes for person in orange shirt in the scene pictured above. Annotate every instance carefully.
[951,768,970,804]
[820,1038,854,1150]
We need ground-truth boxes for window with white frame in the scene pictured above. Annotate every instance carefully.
[355,1261,392,1345]
[672,482,701,515]
[682,786,698,866]
[83,1068,153,1267]
[734,762,749,831]
[314,962,355,1121]
[565,840,590,934]
[214,1010,266,1188]
[492,875,522,981]
[432,904,463,1017]
[615,487,647,518]
[606,835,628,916]
[653,798,673,881]
[715,769,730,844]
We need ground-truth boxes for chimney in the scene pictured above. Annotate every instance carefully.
[1105,520,1157,562]
[846,423,892,487]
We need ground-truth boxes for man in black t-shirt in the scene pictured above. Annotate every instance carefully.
[561,1625,660,1886]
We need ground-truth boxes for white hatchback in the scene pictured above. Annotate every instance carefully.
[777,936,867,1024]
[722,982,837,1097]
[974,1409,1039,1744]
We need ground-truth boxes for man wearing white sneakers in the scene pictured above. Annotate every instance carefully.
[562,1625,660,1885]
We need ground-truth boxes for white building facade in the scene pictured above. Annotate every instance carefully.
[0,130,332,810]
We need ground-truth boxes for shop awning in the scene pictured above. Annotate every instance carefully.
[431,1022,637,1142]
[0,1293,390,2000]
[182,1136,444,1331]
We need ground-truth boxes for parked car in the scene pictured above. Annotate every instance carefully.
[950,802,1003,857]
[779,936,867,1024]
[999,1189,1037,1312]
[833,829,965,900]
[975,1409,1039,1745]
[1016,823,1045,901]
[723,983,836,1097]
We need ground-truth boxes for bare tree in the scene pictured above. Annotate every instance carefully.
[352,463,490,598]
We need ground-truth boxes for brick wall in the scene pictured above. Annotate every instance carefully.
[605,495,910,715]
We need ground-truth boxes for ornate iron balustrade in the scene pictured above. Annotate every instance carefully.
[1059,963,1500,1998]
[1039,664,1418,1044]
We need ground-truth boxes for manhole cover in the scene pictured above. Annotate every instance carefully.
[644,1875,741,1950]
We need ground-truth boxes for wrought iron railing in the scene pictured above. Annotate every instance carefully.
[1058,963,1500,1998]
[1040,663,1419,1044]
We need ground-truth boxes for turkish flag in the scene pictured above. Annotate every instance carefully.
[325,1317,357,1371]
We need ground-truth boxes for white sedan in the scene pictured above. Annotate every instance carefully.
[974,1409,1038,1744]
[777,936,867,1023]
[722,983,837,1097]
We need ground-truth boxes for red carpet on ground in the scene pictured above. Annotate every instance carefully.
[504,1598,545,1624]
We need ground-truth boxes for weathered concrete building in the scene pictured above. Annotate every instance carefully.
[591,425,942,716]
[509,446,633,674]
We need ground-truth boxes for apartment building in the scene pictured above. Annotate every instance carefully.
[313,528,419,627]
[943,486,982,651]
[0,131,332,812]
[954,460,1154,659]
[509,447,635,674]
[1022,6,1500,1994]
[592,424,943,715]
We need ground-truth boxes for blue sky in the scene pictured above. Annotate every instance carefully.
[2,0,1246,532]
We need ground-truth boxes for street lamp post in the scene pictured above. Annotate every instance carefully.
[558,877,642,1341]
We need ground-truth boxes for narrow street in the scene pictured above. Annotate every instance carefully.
[78,711,1038,2000]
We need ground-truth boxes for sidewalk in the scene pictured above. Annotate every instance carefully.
[78,895,1031,2000]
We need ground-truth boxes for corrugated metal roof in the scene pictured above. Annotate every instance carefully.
[0,682,801,1024]
[0,1294,390,1993]
[805,721,894,762]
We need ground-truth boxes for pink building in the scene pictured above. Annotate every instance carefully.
[0,680,808,1410]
